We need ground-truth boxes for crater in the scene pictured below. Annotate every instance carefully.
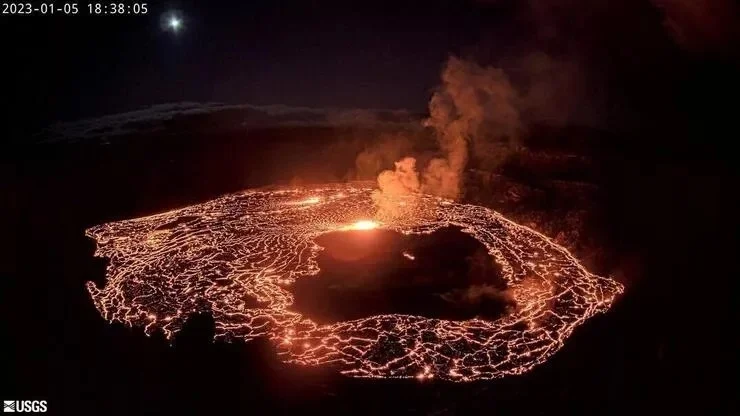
[289,226,514,324]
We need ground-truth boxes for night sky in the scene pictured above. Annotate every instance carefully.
[3,0,739,138]
[5,1,490,122]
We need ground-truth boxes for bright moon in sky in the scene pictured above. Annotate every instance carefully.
[168,17,182,31]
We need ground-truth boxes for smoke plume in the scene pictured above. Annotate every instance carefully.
[353,132,416,181]
[377,157,421,196]
[372,157,422,220]
[374,56,523,204]
[651,0,740,55]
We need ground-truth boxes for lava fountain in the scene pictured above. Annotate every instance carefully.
[344,220,380,231]
[85,182,623,381]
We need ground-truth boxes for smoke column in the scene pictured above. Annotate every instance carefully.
[375,56,522,205]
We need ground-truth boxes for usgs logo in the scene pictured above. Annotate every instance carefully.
[3,401,47,413]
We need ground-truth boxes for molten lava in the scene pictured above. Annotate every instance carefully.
[346,220,380,231]
[86,182,623,381]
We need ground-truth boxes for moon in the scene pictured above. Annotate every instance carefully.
[161,10,185,34]
[168,17,182,32]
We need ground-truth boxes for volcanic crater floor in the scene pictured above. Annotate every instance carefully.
[291,227,512,324]
[86,182,623,381]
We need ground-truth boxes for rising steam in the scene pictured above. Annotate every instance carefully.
[374,56,522,210]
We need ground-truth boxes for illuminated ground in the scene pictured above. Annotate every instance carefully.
[86,182,623,381]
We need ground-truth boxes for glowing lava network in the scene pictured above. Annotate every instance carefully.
[86,182,623,381]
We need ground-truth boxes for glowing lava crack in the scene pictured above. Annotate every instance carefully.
[86,182,623,381]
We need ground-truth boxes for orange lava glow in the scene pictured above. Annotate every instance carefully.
[86,182,623,381]
[290,196,321,205]
[346,220,380,231]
